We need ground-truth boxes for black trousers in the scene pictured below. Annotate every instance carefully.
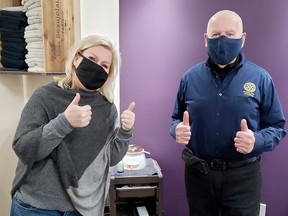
[185,160,261,216]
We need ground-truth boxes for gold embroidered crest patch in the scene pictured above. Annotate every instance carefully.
[243,82,256,97]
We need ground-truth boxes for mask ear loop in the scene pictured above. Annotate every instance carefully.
[78,52,85,58]
[77,52,96,64]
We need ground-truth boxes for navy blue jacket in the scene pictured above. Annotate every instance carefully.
[170,53,286,161]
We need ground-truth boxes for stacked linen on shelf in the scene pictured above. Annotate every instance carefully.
[0,6,28,70]
[22,0,44,72]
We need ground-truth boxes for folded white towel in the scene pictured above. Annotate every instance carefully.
[27,6,41,12]
[28,66,45,73]
[27,1,41,10]
[26,57,44,65]
[24,29,42,38]
[23,0,41,9]
[25,55,44,63]
[26,48,44,53]
[25,37,43,43]
[21,0,29,6]
[23,0,34,9]
[26,49,44,55]
[26,42,43,49]
[25,28,42,34]
[27,17,42,25]
[25,23,42,31]
[26,62,45,68]
[26,51,44,57]
[26,8,42,17]
[26,52,44,59]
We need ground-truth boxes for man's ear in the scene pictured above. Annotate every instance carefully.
[204,33,208,47]
[241,32,247,48]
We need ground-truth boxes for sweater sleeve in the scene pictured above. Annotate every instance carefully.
[12,90,73,166]
[106,105,133,166]
[109,127,133,166]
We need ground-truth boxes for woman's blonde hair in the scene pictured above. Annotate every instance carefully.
[55,34,120,103]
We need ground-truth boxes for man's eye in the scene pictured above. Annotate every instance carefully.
[211,33,220,38]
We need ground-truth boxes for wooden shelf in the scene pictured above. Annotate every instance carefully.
[0,70,64,76]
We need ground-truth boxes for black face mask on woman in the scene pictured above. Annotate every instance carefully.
[75,53,108,90]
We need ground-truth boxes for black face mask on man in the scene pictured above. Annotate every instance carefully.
[207,35,242,65]
[75,53,108,90]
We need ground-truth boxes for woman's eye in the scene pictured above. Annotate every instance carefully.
[101,64,108,69]
[88,57,96,62]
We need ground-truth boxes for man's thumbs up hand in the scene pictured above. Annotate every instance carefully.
[183,111,190,126]
[175,111,191,145]
[234,119,255,154]
[64,93,92,128]
[241,118,249,132]
[121,102,136,131]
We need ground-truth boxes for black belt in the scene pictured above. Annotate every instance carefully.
[182,148,259,174]
[207,157,258,171]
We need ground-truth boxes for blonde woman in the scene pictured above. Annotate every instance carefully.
[10,34,135,216]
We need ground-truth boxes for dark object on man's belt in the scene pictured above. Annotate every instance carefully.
[182,148,209,174]
[182,148,259,174]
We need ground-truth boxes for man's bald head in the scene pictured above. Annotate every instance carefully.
[204,10,246,67]
[206,10,244,39]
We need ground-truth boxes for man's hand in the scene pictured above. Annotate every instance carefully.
[175,111,191,145]
[121,102,136,131]
[64,93,92,128]
[234,119,255,154]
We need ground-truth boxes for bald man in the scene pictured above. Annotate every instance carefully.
[170,10,286,216]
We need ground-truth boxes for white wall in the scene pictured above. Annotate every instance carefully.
[80,0,120,111]
[0,1,118,215]
[0,75,54,216]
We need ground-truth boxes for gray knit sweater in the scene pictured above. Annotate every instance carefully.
[11,82,132,215]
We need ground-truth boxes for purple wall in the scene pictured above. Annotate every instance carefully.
[119,1,288,215]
